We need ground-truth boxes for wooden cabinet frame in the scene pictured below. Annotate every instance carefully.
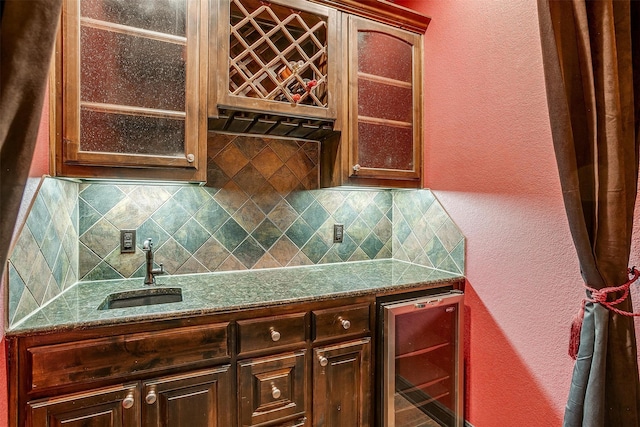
[210,0,339,120]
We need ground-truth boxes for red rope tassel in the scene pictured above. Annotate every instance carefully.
[569,267,640,360]
[568,299,586,359]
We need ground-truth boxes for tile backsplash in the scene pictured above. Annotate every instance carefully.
[7,178,78,326]
[6,134,464,326]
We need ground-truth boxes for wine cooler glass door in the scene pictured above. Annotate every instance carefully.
[383,292,464,427]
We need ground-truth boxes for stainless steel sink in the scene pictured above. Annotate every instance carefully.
[98,287,182,310]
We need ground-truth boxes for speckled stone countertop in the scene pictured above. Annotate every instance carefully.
[7,260,463,335]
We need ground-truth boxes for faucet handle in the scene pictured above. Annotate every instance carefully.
[142,238,153,251]
[152,263,165,275]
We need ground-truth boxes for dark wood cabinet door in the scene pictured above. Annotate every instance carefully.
[142,365,233,427]
[313,338,371,427]
[27,384,139,427]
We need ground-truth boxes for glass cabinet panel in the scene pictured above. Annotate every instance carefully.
[357,31,412,83]
[357,123,413,171]
[80,0,187,36]
[80,111,185,156]
[80,27,186,111]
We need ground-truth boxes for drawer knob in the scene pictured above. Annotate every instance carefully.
[122,393,135,409]
[339,317,351,330]
[318,356,328,367]
[271,384,281,399]
[270,328,281,342]
[145,389,157,405]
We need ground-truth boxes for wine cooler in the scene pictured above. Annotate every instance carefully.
[378,290,464,427]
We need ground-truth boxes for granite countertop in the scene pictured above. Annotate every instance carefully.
[7,260,463,335]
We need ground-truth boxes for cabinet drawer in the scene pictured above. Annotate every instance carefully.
[237,312,307,355]
[27,323,230,393]
[238,351,307,426]
[312,303,370,341]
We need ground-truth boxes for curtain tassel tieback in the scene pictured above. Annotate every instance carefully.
[569,267,640,359]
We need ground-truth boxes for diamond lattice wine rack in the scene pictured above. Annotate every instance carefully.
[216,0,336,120]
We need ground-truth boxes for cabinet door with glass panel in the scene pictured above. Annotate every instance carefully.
[54,0,208,181]
[347,16,423,187]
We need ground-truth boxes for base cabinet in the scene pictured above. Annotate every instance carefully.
[11,287,462,427]
[27,384,140,427]
[142,366,233,427]
[312,338,371,427]
[26,366,232,427]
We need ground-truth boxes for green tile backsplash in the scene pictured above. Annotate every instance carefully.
[6,134,465,327]
[7,178,78,326]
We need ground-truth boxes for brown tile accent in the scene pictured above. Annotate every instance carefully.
[215,143,250,178]
[253,147,283,179]
[269,166,299,195]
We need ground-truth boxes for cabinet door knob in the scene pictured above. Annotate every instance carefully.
[271,384,281,399]
[353,164,361,173]
[145,389,157,405]
[270,328,281,342]
[122,392,135,409]
[318,355,328,367]
[338,317,351,330]
[186,153,195,163]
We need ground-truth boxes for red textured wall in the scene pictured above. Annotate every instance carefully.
[397,0,581,424]
[6,3,640,427]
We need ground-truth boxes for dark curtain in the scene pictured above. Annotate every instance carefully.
[0,0,62,275]
[538,1,640,426]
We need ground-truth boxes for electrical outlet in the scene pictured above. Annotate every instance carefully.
[120,230,136,253]
[333,224,344,243]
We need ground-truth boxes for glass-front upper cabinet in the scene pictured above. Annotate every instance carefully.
[347,16,423,187]
[212,0,338,119]
[54,0,208,181]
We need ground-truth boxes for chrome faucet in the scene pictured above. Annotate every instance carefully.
[142,238,164,285]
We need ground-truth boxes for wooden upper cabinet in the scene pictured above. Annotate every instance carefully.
[210,0,338,120]
[53,0,208,181]
[345,16,423,187]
